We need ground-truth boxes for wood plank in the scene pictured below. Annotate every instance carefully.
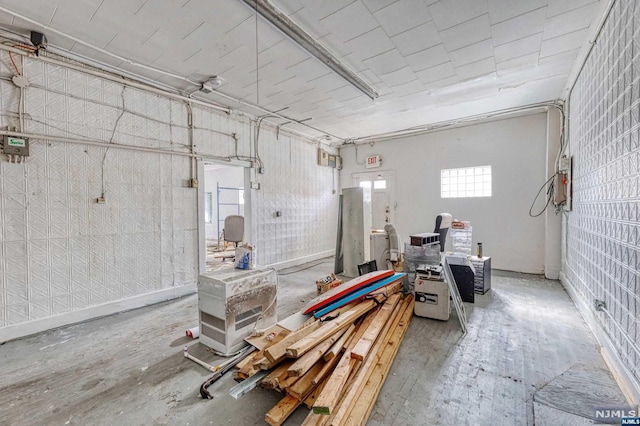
[288,360,326,401]
[350,293,401,361]
[265,395,301,426]
[319,301,358,322]
[279,374,300,391]
[324,323,356,361]
[262,361,294,390]
[304,376,328,409]
[310,306,379,416]
[343,297,415,426]
[312,345,344,386]
[288,328,346,377]
[301,410,330,426]
[287,300,377,358]
[244,324,288,351]
[264,321,322,364]
[238,328,291,377]
[325,296,412,426]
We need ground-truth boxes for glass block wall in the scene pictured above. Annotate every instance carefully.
[563,0,640,386]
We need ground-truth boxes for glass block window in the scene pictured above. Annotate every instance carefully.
[441,166,492,198]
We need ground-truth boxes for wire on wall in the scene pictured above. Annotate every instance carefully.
[529,173,557,217]
[101,85,127,197]
[350,141,365,165]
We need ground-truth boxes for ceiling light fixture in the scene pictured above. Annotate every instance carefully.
[200,76,224,93]
[239,0,378,100]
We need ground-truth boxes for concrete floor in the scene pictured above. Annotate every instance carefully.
[0,259,628,426]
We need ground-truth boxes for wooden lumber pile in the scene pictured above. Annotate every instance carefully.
[232,278,415,426]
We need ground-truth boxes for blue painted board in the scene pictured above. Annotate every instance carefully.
[312,273,406,318]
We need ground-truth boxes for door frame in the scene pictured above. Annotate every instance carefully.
[351,170,396,229]
[197,159,253,274]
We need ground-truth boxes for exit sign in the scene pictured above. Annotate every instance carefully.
[365,155,381,168]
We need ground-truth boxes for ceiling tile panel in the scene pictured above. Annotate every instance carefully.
[306,73,349,93]
[391,78,429,97]
[390,21,441,56]
[455,57,496,81]
[538,48,581,67]
[320,1,378,43]
[440,14,491,51]
[362,0,399,13]
[448,39,494,68]
[373,0,432,37]
[363,49,408,75]
[415,61,457,84]
[422,75,459,90]
[494,32,543,63]
[547,0,598,18]
[540,29,589,58]
[543,3,600,40]
[428,0,489,30]
[491,7,547,46]
[133,1,204,40]
[300,0,357,20]
[0,0,57,24]
[286,58,332,82]
[488,0,547,25]
[182,0,253,34]
[496,52,539,72]
[344,27,394,61]
[380,66,418,87]
[404,44,450,72]
[50,3,117,47]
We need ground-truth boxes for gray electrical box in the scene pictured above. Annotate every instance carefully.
[2,136,29,156]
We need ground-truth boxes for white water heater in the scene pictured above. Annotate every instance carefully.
[197,268,277,356]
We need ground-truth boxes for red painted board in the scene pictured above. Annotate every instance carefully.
[313,273,405,318]
[302,270,395,315]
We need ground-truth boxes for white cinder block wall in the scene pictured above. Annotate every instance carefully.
[0,51,337,340]
[339,113,549,274]
[561,0,640,397]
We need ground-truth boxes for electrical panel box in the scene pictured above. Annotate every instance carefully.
[318,149,329,166]
[555,155,573,211]
[2,136,29,156]
[317,148,341,169]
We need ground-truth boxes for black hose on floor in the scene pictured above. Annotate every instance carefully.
[199,345,256,399]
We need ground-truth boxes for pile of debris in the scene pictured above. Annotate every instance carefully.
[233,276,414,426]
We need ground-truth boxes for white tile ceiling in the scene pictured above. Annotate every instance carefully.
[0,0,606,139]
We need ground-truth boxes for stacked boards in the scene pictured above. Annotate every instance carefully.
[231,270,414,426]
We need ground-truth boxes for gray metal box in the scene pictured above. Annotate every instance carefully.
[2,135,29,156]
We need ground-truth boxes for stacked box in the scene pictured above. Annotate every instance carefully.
[403,242,440,291]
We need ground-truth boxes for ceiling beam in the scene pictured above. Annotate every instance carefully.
[240,0,379,100]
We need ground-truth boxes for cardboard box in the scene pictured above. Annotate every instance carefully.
[316,273,343,294]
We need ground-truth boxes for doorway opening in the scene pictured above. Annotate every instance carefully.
[202,162,246,272]
[351,171,395,230]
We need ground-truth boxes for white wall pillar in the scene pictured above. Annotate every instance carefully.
[544,108,562,279]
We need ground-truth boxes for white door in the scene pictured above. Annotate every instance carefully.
[352,171,394,230]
